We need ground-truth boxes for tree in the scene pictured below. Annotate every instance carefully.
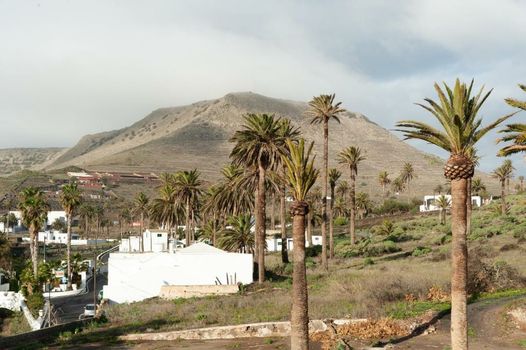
[492,164,511,216]
[436,195,451,225]
[328,168,341,259]
[217,214,255,253]
[174,170,202,246]
[230,113,288,283]
[392,177,405,194]
[519,176,525,192]
[281,139,319,350]
[434,184,444,195]
[471,178,486,196]
[401,162,415,194]
[505,83,526,111]
[133,192,150,250]
[60,182,82,290]
[355,192,371,220]
[396,79,513,350]
[338,146,366,245]
[51,218,66,232]
[336,180,349,202]
[502,159,514,194]
[78,203,94,237]
[19,187,50,276]
[305,94,345,270]
[378,171,391,197]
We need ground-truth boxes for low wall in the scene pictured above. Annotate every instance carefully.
[0,291,21,312]
[159,285,239,299]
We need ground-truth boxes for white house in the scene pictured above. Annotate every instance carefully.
[10,210,67,228]
[38,231,79,245]
[266,235,322,252]
[419,195,482,212]
[103,242,253,304]
[119,230,185,253]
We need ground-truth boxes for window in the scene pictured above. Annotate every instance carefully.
[157,234,162,237]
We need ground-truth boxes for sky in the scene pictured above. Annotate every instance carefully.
[0,0,525,174]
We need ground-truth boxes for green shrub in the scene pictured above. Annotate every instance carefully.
[412,246,432,257]
[25,292,44,317]
[305,245,322,257]
[334,216,348,226]
[363,257,374,266]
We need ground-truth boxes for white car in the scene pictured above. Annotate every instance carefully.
[81,304,96,319]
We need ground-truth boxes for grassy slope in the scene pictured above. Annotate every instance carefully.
[47,195,525,347]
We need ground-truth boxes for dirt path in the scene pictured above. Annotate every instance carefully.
[393,296,526,350]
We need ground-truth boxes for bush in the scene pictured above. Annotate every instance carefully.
[25,292,45,317]
[334,216,348,226]
[373,199,416,215]
[305,244,322,257]
[412,246,432,257]
[468,256,525,294]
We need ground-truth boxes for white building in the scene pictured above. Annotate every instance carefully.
[0,272,9,292]
[266,235,322,252]
[119,230,185,253]
[10,210,67,228]
[38,231,79,245]
[103,242,253,304]
[419,195,482,212]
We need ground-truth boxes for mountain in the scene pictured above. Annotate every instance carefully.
[0,148,66,176]
[45,92,499,195]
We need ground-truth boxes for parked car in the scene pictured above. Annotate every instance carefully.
[79,304,96,319]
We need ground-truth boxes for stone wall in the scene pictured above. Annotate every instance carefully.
[159,285,239,299]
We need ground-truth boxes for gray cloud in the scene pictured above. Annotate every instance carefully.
[0,0,525,174]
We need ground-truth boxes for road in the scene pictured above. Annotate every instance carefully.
[51,253,109,324]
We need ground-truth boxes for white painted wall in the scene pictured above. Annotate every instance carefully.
[10,210,67,227]
[419,195,482,212]
[103,243,253,304]
[266,235,322,252]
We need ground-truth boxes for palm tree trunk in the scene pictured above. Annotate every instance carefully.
[501,180,507,215]
[66,213,72,290]
[321,120,328,270]
[349,172,356,244]
[329,185,335,259]
[306,211,312,247]
[257,163,267,283]
[185,198,191,246]
[450,178,468,350]
[270,194,276,230]
[466,178,472,237]
[290,201,309,350]
[30,227,38,277]
[280,189,289,264]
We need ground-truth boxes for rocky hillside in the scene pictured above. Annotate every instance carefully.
[0,148,65,176]
[46,92,499,196]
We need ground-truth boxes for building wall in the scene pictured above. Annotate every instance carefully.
[159,285,239,299]
[266,235,322,252]
[103,250,253,304]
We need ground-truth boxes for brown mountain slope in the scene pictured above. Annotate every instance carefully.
[47,92,500,196]
[0,148,66,176]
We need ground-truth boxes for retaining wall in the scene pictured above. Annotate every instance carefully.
[159,285,239,299]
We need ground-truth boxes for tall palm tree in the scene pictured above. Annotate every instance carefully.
[174,170,202,246]
[378,171,391,197]
[150,183,183,237]
[502,159,514,194]
[338,146,366,245]
[328,168,341,259]
[60,182,82,290]
[133,192,150,251]
[401,162,415,195]
[436,195,451,225]
[492,164,511,216]
[230,113,288,283]
[471,178,486,196]
[19,187,50,276]
[305,94,345,270]
[396,79,513,350]
[78,203,94,237]
[218,214,255,253]
[281,139,319,350]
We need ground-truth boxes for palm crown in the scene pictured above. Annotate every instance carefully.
[60,182,82,217]
[338,146,366,175]
[305,94,346,124]
[19,187,49,230]
[282,139,319,202]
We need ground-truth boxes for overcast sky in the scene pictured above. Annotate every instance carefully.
[1,0,525,173]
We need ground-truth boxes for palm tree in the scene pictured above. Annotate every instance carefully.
[133,192,149,251]
[505,83,526,110]
[18,187,50,276]
[305,94,345,270]
[498,124,526,156]
[502,159,514,194]
[338,146,366,245]
[78,203,94,237]
[436,195,451,225]
[378,171,391,197]
[60,182,82,290]
[281,139,319,350]
[150,183,183,238]
[174,170,202,246]
[355,192,371,220]
[328,168,341,259]
[230,113,288,283]
[401,162,415,195]
[492,164,511,216]
[218,214,255,253]
[392,177,405,194]
[471,178,486,196]
[396,79,513,350]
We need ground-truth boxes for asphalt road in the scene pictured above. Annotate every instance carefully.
[51,254,109,324]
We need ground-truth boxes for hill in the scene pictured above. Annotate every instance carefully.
[0,148,65,176]
[46,92,499,196]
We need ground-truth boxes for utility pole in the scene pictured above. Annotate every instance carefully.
[93,230,98,314]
